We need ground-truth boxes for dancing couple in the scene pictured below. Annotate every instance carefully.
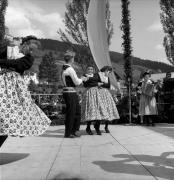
[62,50,120,137]
[81,65,120,135]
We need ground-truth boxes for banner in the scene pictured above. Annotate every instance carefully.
[87,0,120,91]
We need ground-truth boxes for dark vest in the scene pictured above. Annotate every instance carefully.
[62,65,76,87]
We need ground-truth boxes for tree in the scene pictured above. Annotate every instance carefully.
[160,0,174,65]
[58,0,113,70]
[0,0,8,53]
[121,0,133,89]
[38,52,60,93]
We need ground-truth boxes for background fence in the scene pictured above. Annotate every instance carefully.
[31,89,174,125]
[31,94,66,125]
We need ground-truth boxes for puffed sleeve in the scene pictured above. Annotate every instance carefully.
[101,78,110,89]
[69,67,83,85]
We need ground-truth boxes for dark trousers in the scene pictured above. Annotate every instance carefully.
[63,92,81,136]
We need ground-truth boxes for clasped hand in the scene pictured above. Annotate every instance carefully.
[81,76,89,82]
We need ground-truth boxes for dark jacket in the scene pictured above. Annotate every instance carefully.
[83,73,110,89]
[0,49,34,75]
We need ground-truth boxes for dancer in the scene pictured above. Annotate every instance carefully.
[82,66,96,135]
[62,50,88,138]
[81,66,120,135]
[139,71,157,126]
[0,35,51,145]
[0,36,8,147]
[97,66,120,133]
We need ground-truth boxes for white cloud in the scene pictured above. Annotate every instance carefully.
[147,21,163,32]
[5,6,45,38]
[29,12,65,39]
[5,0,65,39]
[155,44,164,50]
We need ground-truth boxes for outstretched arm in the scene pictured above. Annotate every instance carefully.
[0,55,34,74]
[68,67,83,86]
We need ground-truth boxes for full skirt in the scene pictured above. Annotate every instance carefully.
[0,70,51,136]
[81,87,120,122]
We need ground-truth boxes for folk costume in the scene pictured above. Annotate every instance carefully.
[62,51,83,138]
[139,72,158,125]
[81,71,120,123]
[81,72,95,135]
[0,39,51,137]
[139,79,158,115]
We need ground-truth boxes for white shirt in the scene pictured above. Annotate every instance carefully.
[98,72,109,83]
[62,64,82,86]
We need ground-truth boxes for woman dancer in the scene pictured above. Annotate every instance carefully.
[97,66,120,133]
[82,66,95,135]
[139,71,157,126]
[81,66,120,135]
[0,35,51,144]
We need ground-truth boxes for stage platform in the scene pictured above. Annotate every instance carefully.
[1,124,174,180]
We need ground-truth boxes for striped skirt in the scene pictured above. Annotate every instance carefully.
[81,87,120,122]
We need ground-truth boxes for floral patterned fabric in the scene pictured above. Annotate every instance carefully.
[81,87,120,122]
[0,70,51,136]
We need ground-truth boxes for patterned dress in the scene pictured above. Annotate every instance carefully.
[81,72,120,122]
[139,79,158,116]
[0,49,51,136]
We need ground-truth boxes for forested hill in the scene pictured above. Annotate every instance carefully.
[39,39,174,73]
[109,51,174,72]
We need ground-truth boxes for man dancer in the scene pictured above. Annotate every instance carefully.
[62,50,87,138]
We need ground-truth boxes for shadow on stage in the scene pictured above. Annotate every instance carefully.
[93,152,174,179]
[0,153,29,165]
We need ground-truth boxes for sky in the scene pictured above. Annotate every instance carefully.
[5,0,171,65]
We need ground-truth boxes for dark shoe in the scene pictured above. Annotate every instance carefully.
[94,122,99,130]
[64,134,76,138]
[86,128,93,135]
[105,127,110,133]
[94,122,101,135]
[73,132,81,137]
[94,123,97,130]
[19,136,25,138]
[96,130,102,135]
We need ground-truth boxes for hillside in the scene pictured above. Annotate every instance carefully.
[30,39,174,82]
[109,51,174,72]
